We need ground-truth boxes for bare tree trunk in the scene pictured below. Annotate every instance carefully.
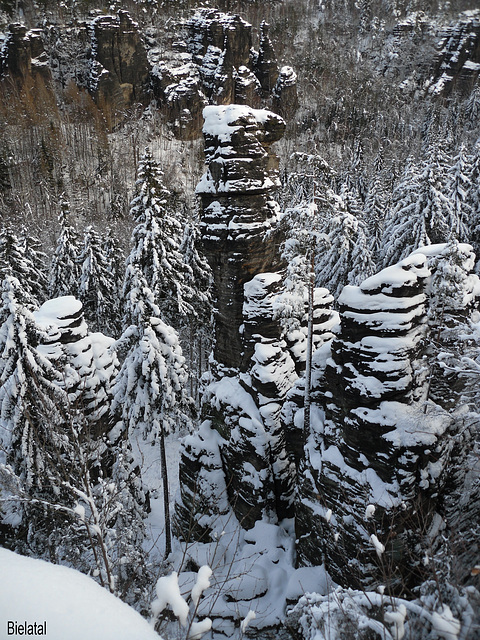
[159,420,172,558]
[304,252,314,435]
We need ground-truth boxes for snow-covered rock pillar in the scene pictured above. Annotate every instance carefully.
[175,105,298,539]
[296,253,457,590]
[196,104,285,371]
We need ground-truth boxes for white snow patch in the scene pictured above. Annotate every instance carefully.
[152,572,189,627]
[431,605,461,640]
[0,548,162,640]
[370,534,385,557]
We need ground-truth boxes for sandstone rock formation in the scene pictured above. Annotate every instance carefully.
[0,24,56,117]
[175,104,298,539]
[196,104,285,369]
[296,247,480,591]
[89,11,150,125]
[152,9,298,139]
[34,296,118,440]
[429,10,480,96]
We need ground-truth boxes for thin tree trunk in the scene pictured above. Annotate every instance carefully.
[159,420,172,558]
[304,252,314,436]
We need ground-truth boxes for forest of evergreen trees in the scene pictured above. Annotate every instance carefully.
[1,0,480,638]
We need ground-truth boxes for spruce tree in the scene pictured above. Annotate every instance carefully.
[102,228,124,331]
[381,158,429,267]
[48,197,81,299]
[78,225,118,335]
[467,142,480,263]
[447,144,470,243]
[0,226,47,307]
[315,190,374,298]
[0,276,71,550]
[124,148,193,328]
[180,217,213,398]
[19,228,48,305]
[113,268,188,558]
[363,174,386,262]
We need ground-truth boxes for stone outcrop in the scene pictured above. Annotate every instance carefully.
[197,104,285,369]
[34,296,118,440]
[175,105,298,539]
[89,11,150,124]
[0,24,56,116]
[296,247,480,591]
[152,9,298,139]
[428,10,480,96]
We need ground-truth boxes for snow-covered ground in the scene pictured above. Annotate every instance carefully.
[131,430,330,638]
[0,547,162,640]
[129,430,183,563]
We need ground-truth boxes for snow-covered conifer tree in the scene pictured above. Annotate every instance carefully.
[315,190,374,297]
[0,226,47,307]
[19,228,48,304]
[362,174,386,262]
[180,217,213,397]
[113,268,188,557]
[381,158,428,267]
[78,225,118,335]
[447,144,470,243]
[463,82,480,128]
[102,228,124,327]
[0,276,71,550]
[124,148,193,328]
[48,197,81,299]
[465,142,480,262]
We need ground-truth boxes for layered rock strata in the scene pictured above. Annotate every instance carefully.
[152,9,298,139]
[175,105,298,539]
[0,24,56,116]
[89,11,150,123]
[429,10,480,96]
[196,104,285,369]
[297,248,480,590]
[34,296,118,440]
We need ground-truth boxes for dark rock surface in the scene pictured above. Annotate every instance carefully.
[197,104,285,370]
[0,23,56,115]
[429,10,480,96]
[89,11,150,125]
[296,246,480,592]
[175,105,298,537]
[152,9,298,139]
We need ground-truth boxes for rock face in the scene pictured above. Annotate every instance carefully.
[89,11,150,124]
[296,247,480,591]
[152,9,298,139]
[429,10,480,96]
[197,104,285,369]
[175,105,298,539]
[34,296,117,441]
[0,24,56,115]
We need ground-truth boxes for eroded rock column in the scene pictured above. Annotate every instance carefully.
[175,105,298,539]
